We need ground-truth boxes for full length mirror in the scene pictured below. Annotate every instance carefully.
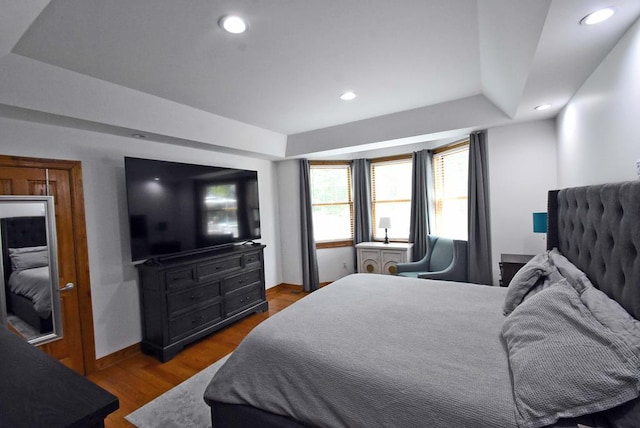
[0,196,63,346]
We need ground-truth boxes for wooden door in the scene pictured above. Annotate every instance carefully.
[0,156,95,374]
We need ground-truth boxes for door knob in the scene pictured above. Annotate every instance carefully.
[58,283,75,292]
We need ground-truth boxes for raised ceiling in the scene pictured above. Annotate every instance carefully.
[1,0,640,158]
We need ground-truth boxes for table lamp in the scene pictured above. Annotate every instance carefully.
[533,212,548,234]
[379,217,391,244]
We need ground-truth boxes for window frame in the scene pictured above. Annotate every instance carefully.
[432,140,470,240]
[200,181,239,239]
[370,154,413,243]
[309,161,354,249]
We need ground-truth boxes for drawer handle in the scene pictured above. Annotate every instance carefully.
[190,293,203,300]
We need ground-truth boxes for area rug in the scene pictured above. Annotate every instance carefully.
[126,354,230,427]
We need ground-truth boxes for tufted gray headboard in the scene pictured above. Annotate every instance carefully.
[0,216,48,285]
[547,180,640,320]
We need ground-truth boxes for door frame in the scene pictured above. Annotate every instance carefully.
[0,155,97,374]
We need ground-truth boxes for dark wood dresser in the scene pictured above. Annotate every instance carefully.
[136,244,268,362]
[0,326,119,427]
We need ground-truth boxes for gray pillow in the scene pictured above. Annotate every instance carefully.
[548,248,593,289]
[8,246,48,272]
[503,252,553,316]
[502,279,640,428]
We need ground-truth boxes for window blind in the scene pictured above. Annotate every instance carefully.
[370,157,412,241]
[309,162,353,243]
[432,142,469,240]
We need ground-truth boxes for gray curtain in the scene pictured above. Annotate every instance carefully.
[300,159,320,292]
[467,131,492,285]
[409,149,433,260]
[352,158,372,245]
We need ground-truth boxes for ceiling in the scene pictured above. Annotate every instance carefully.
[1,0,640,158]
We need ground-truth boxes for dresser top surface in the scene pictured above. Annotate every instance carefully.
[137,243,265,270]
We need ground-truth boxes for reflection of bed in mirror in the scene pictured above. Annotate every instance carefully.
[0,216,53,336]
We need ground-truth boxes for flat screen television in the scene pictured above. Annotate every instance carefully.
[124,157,261,262]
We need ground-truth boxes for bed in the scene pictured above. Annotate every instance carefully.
[204,180,640,428]
[0,216,53,334]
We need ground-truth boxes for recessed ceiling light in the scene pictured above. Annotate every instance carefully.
[219,15,247,34]
[580,7,615,25]
[534,104,552,111]
[340,91,357,101]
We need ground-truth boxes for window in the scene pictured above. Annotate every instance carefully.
[432,142,469,240]
[203,183,238,238]
[371,156,412,241]
[310,162,353,246]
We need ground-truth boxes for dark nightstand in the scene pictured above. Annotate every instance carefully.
[499,254,535,287]
[0,326,119,427]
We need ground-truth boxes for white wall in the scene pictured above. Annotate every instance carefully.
[487,119,557,285]
[0,117,282,358]
[275,160,303,284]
[317,247,354,283]
[276,160,357,284]
[557,17,640,186]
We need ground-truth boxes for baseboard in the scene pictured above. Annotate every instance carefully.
[94,342,141,371]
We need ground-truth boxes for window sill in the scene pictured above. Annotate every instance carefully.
[316,240,353,249]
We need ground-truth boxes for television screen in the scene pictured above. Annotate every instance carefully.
[124,157,261,261]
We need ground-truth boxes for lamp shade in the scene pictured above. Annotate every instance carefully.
[533,212,548,233]
[378,217,391,229]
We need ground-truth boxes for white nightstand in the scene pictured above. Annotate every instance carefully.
[355,242,413,275]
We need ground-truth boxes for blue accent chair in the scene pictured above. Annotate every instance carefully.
[396,235,468,282]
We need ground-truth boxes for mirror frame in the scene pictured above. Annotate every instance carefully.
[0,196,63,345]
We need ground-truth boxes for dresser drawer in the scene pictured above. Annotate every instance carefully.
[225,284,263,316]
[244,252,262,266]
[223,269,262,293]
[198,255,243,280]
[167,282,222,315]
[165,267,197,291]
[169,303,223,341]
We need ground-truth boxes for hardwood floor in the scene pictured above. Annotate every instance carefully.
[87,283,308,427]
